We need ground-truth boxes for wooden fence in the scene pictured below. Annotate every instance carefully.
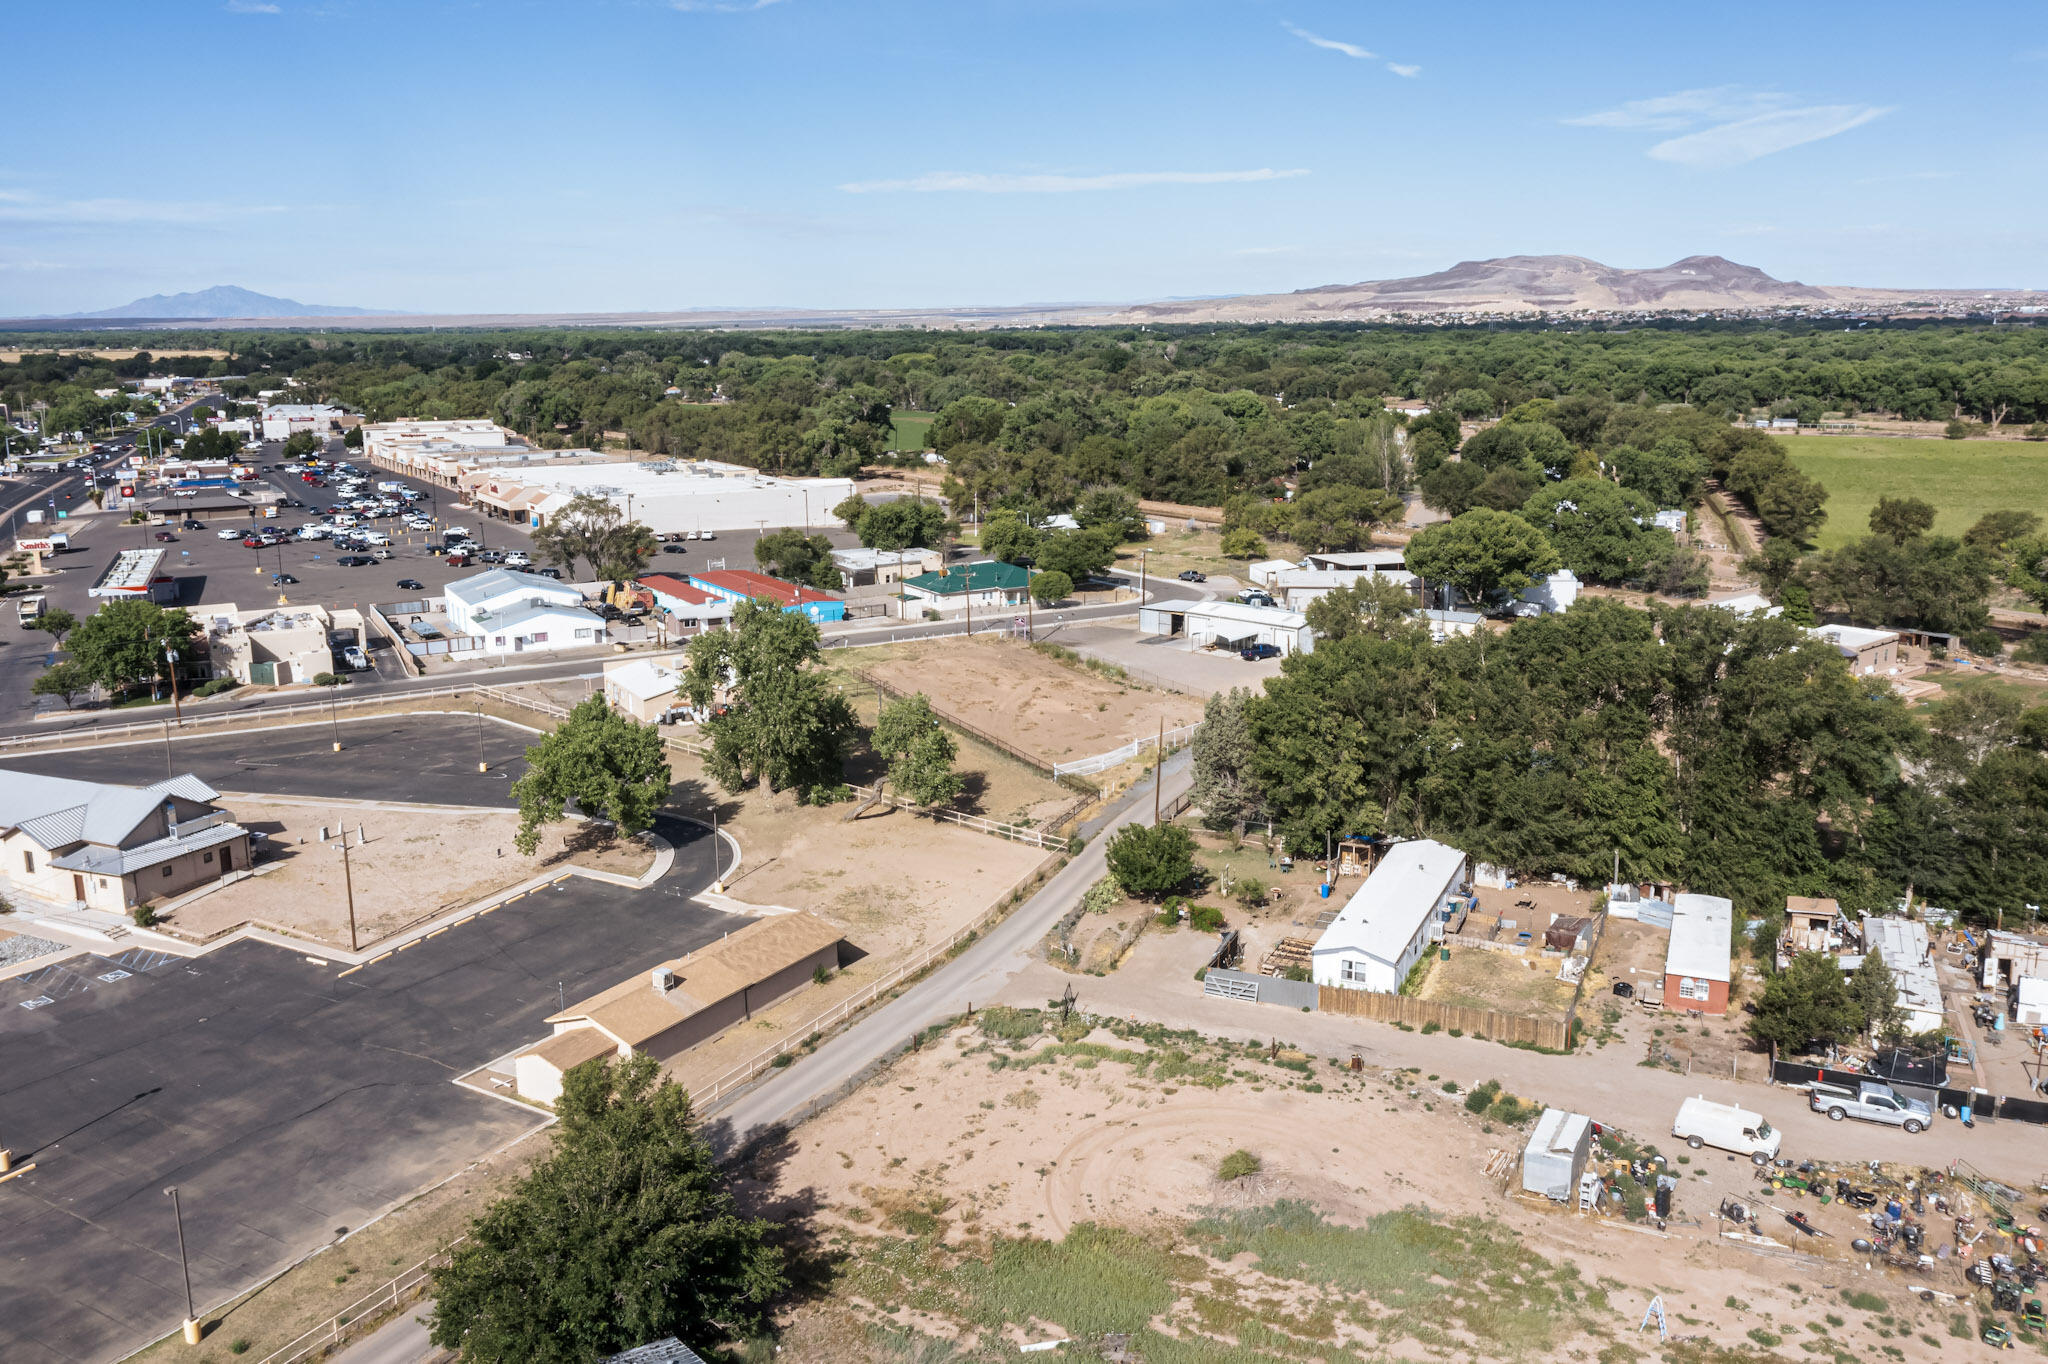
[1316,985,1572,1050]
[852,667,1098,796]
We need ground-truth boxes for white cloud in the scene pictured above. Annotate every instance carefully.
[1284,24,1373,59]
[1385,63,1420,78]
[1649,105,1892,166]
[839,168,1310,194]
[224,0,280,12]
[0,190,285,224]
[1564,87,1793,130]
[1567,87,1889,166]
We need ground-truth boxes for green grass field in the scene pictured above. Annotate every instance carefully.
[889,412,934,452]
[1780,435,2048,549]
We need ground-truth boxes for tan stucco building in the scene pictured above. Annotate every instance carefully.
[0,770,251,914]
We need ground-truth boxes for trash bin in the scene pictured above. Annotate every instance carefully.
[1318,882,1332,899]
[1440,948,1450,962]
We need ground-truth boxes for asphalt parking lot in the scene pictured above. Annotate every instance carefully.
[2,712,542,804]
[0,721,732,1362]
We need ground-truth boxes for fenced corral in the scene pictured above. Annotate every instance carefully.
[852,666,1100,796]
[1052,721,1202,778]
[1316,985,1572,1050]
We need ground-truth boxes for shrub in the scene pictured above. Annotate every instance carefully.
[1420,1020,1441,1035]
[2026,422,2048,442]
[2018,633,2048,666]
[1943,419,1971,440]
[1217,1149,1261,1180]
[976,1006,1040,1041]
[193,676,238,698]
[1105,822,1198,898]
[1464,1079,1502,1114]
[1231,875,1266,907]
[228,1341,250,1356]
[811,963,834,985]
[1841,1289,1887,1312]
[1281,965,1310,982]
[132,904,156,927]
[1188,905,1226,933]
[1156,903,1181,928]
[312,672,344,686]
[769,1053,793,1068]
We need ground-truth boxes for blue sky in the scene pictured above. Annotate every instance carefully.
[3,0,2043,315]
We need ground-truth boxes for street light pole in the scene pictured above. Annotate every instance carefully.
[164,1186,200,1345]
[164,646,183,727]
[328,691,341,752]
[475,700,487,773]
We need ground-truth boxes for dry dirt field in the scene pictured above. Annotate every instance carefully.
[158,798,654,948]
[660,750,1055,1094]
[851,636,1204,766]
[744,1006,1971,1363]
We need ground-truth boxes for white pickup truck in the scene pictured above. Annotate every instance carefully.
[1809,1080,1931,1133]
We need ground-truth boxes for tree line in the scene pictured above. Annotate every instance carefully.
[1192,596,2048,926]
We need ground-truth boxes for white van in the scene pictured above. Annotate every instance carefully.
[1672,1095,1782,1165]
[360,530,391,546]
[297,523,329,540]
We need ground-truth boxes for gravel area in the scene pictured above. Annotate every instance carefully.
[0,931,72,967]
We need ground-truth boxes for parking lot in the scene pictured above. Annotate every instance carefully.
[0,718,732,1362]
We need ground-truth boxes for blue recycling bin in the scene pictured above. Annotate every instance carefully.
[1318,882,1332,899]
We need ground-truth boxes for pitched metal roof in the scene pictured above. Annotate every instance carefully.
[51,819,247,876]
[1312,839,1468,965]
[445,567,579,608]
[0,770,220,850]
[901,560,1030,595]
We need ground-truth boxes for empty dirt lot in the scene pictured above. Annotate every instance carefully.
[160,798,654,948]
[851,636,1204,766]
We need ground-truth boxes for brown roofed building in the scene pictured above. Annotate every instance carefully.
[512,913,848,1104]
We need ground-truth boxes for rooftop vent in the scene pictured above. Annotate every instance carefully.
[651,966,676,993]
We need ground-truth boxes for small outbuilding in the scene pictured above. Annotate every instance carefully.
[2015,977,2048,1029]
[1521,1107,1594,1202]
[1138,598,1316,657]
[1544,915,1593,954]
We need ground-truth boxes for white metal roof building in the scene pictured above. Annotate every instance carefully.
[1521,1108,1594,1201]
[1663,893,1733,1013]
[1311,838,1469,993]
[459,458,856,535]
[89,548,177,602]
[1137,598,1315,656]
[1806,624,1901,675]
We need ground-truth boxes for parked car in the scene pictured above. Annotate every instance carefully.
[1240,642,1282,661]
[272,573,299,585]
[1177,569,1206,582]
[503,552,530,567]
[340,645,371,670]
[396,578,424,590]
[1809,1081,1931,1133]
[371,548,393,561]
[182,519,204,530]
[240,536,265,548]
[531,566,562,578]
[217,528,243,540]
[662,542,687,554]
[154,532,177,542]
[336,555,372,567]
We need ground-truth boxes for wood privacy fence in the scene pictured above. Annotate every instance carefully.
[1316,985,1572,1050]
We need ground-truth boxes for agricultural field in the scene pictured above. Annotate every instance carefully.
[1780,434,2048,550]
[889,411,934,452]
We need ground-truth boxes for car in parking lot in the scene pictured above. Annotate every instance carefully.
[1240,642,1282,661]
[183,519,204,530]
[396,578,424,591]
[154,532,177,542]
[218,528,244,540]
[240,535,266,548]
[503,552,530,567]
[336,554,373,567]
[662,543,687,554]
[531,566,562,579]
[272,573,299,585]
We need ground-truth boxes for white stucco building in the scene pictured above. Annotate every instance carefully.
[444,568,604,656]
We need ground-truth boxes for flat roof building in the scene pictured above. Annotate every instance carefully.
[89,549,177,602]
[1849,916,1944,1035]
[1138,598,1315,656]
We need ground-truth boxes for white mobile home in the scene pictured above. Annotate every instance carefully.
[1310,839,1470,993]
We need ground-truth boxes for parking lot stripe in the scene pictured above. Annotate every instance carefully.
[426,927,448,939]
[369,951,393,963]
[337,964,364,978]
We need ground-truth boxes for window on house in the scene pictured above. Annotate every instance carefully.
[23,851,34,873]
[530,632,548,644]
[163,865,175,878]
[1339,959,1369,984]
[494,636,506,647]
[203,850,214,863]
[575,628,592,640]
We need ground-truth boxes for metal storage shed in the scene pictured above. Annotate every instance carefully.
[1521,1107,1593,1201]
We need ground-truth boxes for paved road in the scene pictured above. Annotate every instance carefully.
[331,1304,437,1364]
[705,752,1193,1151]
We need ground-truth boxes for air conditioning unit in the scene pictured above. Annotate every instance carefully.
[651,966,675,993]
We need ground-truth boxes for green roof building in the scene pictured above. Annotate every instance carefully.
[900,559,1031,612]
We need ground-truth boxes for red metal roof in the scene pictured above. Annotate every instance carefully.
[637,574,717,606]
[690,568,838,606]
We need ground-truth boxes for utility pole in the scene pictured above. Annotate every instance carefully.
[165,1186,200,1344]
[328,691,341,752]
[164,647,183,726]
[163,720,174,782]
[338,826,359,952]
[475,699,487,772]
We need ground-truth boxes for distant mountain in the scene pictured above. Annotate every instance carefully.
[1114,254,1840,321]
[71,285,393,319]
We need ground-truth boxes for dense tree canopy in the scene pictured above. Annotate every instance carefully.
[683,599,856,795]
[510,695,670,856]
